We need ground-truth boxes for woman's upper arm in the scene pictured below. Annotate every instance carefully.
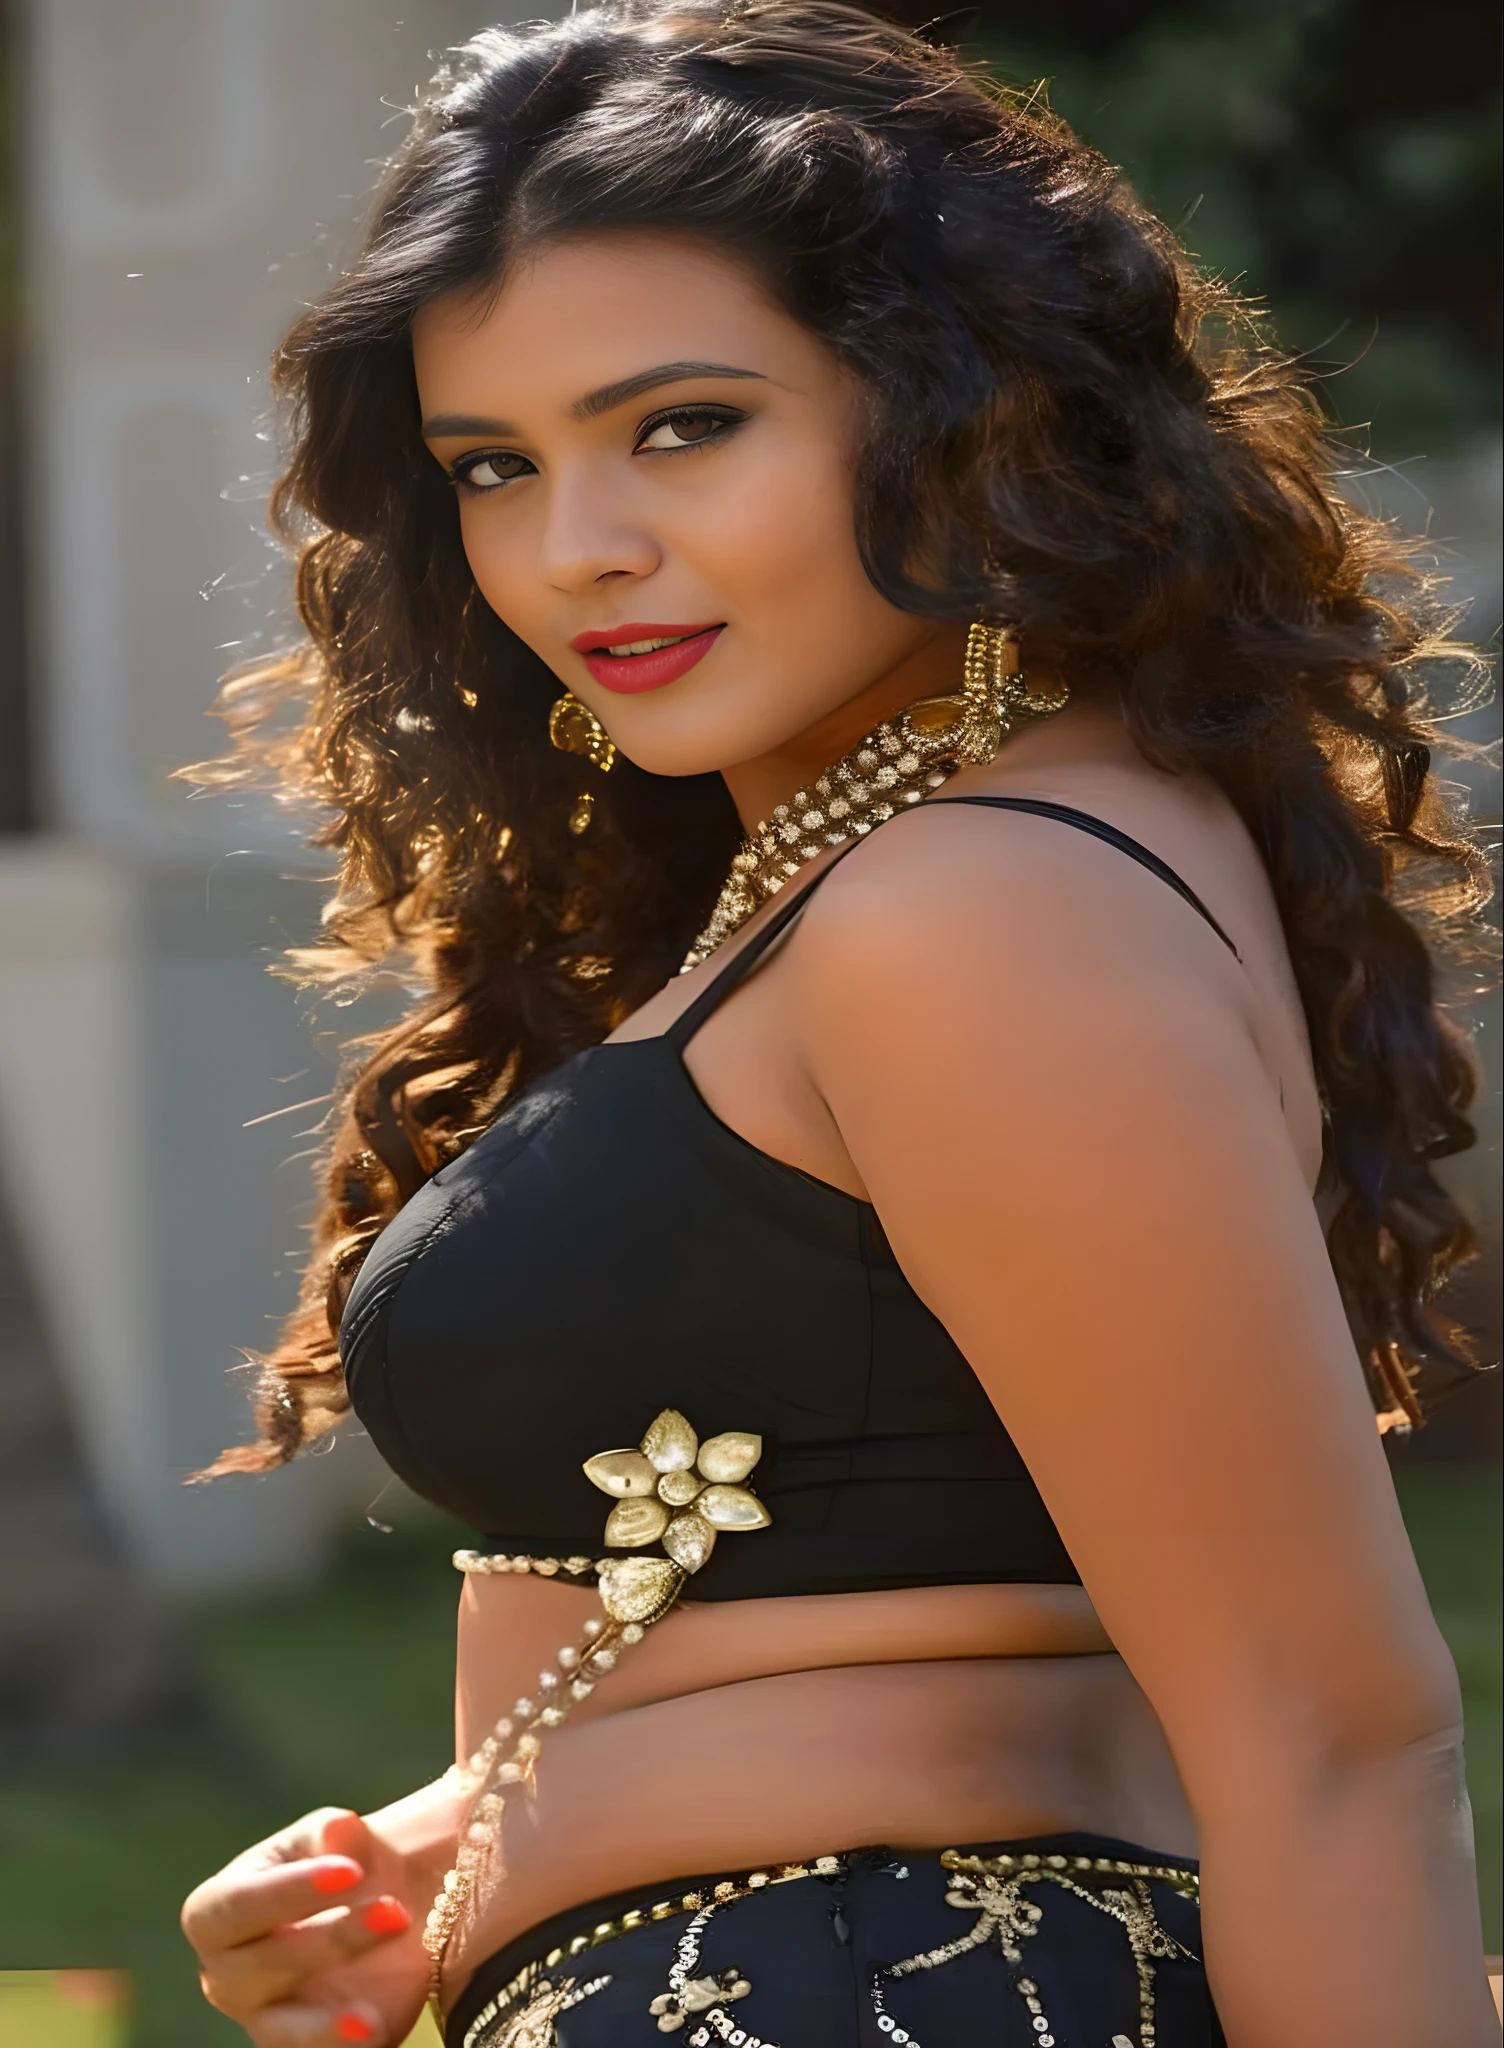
[797,812,1459,1815]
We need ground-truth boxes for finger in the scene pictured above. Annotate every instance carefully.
[183,1854,368,1954]
[182,1807,368,1951]
[250,1808,372,1875]
[249,1998,387,2047]
[313,1809,384,1866]
[200,1898,413,2012]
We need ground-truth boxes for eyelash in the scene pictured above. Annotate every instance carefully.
[635,402,748,452]
[446,404,748,494]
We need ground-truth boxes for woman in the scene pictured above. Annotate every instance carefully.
[180,5,1497,2043]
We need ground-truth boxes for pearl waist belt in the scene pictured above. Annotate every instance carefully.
[425,1409,775,2010]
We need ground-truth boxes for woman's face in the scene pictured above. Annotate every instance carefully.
[412,234,960,782]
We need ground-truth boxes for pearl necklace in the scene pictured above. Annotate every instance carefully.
[681,624,1067,971]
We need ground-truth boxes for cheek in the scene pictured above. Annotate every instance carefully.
[693,438,922,693]
[458,506,533,618]
[693,436,865,612]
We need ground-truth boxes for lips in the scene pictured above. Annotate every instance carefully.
[568,622,725,694]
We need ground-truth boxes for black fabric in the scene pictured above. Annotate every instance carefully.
[446,1834,1224,2047]
[341,800,1234,1600]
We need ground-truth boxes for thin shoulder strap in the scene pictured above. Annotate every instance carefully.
[665,840,869,1049]
[929,796,1240,957]
[666,791,1240,1050]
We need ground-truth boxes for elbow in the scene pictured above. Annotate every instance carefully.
[1317,1625,1466,1774]
[1190,1627,1467,1828]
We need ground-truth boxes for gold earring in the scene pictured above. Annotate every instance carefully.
[906,621,1068,766]
[549,691,617,835]
[960,621,1069,761]
[958,621,1012,761]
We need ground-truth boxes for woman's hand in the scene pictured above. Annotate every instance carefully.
[182,1803,436,2046]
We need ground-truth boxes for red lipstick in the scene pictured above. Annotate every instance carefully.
[569,622,724,694]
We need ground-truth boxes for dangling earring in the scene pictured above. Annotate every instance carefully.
[957,620,1013,762]
[958,621,1069,762]
[548,691,617,836]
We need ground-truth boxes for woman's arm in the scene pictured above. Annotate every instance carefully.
[797,804,1495,2047]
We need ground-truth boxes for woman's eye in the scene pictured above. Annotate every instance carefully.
[451,451,533,492]
[635,408,744,454]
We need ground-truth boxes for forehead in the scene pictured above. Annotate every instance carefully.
[410,233,821,408]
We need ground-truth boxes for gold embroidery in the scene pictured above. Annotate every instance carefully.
[464,1848,1201,2048]
[930,1850,1200,2048]
[464,1863,815,2047]
[469,1969,611,2048]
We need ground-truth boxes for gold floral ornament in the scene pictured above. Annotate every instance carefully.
[422,1411,772,2014]
[585,1409,770,1623]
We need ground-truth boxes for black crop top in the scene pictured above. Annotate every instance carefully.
[341,798,1236,1602]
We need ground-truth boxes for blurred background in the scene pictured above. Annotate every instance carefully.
[0,1,1497,2041]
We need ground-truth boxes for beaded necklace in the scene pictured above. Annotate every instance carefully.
[681,623,1068,970]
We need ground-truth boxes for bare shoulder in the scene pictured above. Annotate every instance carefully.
[801,720,1272,964]
[786,716,1324,1181]
[792,755,1253,1004]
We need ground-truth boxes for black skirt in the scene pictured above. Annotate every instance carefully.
[446,1832,1224,2048]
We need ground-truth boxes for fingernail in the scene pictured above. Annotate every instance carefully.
[333,2015,378,2045]
[361,1897,410,1936]
[311,1860,362,1896]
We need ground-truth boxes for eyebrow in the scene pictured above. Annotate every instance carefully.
[420,360,766,439]
[573,360,765,420]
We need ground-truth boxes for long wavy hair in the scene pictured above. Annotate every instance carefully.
[194,0,1492,1478]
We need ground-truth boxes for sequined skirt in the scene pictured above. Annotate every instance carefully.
[445,1832,1223,2048]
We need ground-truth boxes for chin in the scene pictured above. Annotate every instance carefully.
[596,704,783,782]
[610,732,754,781]
[600,686,846,785]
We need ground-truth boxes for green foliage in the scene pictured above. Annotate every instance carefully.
[981,0,1501,455]
[1392,1461,1503,1951]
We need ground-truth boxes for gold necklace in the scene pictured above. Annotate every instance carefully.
[682,623,1069,971]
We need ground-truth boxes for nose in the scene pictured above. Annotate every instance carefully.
[536,464,661,592]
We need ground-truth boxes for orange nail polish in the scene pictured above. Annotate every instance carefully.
[311,1861,361,1896]
[334,2015,378,2045]
[361,1898,410,1936]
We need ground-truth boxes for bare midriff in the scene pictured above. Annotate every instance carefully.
[447,1574,1196,2004]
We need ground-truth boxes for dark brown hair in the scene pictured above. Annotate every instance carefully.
[194,0,1492,1477]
